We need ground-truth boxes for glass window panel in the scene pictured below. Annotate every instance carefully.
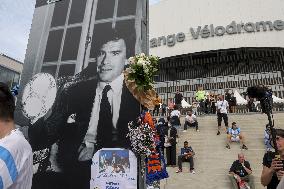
[95,0,115,20]
[117,0,137,17]
[41,65,57,77]
[89,22,112,58]
[68,0,87,24]
[44,29,64,62]
[50,0,70,27]
[61,27,82,61]
[58,64,75,77]
[115,19,136,58]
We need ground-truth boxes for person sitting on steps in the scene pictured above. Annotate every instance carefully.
[183,110,199,132]
[226,122,248,150]
[176,141,195,174]
[228,153,255,189]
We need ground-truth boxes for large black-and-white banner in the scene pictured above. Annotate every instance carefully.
[15,0,147,188]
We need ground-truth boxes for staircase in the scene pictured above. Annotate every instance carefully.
[160,112,284,189]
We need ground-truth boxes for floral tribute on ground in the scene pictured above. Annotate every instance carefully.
[125,54,168,185]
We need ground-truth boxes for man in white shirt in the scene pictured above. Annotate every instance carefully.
[183,110,199,132]
[0,82,33,189]
[216,94,229,135]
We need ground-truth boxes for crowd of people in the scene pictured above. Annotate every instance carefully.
[151,87,284,189]
[152,87,239,117]
[1,80,284,188]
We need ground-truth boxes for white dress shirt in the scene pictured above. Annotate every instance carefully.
[83,74,124,144]
[216,100,229,114]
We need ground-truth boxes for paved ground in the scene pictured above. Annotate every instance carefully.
[158,112,284,189]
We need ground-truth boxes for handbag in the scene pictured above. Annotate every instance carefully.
[164,135,171,147]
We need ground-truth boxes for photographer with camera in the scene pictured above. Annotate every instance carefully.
[261,129,284,189]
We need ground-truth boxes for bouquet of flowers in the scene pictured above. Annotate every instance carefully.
[124,53,159,110]
[127,53,159,91]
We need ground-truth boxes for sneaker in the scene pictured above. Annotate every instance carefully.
[182,130,187,132]
[226,144,230,149]
[217,131,220,135]
[190,170,196,174]
[196,129,200,132]
[242,144,248,150]
[176,169,182,173]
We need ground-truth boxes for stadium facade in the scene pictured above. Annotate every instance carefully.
[149,0,284,104]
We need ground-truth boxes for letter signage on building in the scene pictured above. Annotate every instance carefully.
[150,19,284,48]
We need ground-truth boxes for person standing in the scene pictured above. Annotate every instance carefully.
[216,94,229,135]
[161,102,167,116]
[156,118,168,155]
[174,89,183,110]
[230,92,237,113]
[195,86,206,114]
[225,90,232,112]
[204,93,211,114]
[210,95,217,114]
[0,82,33,189]
[153,94,161,116]
[165,124,177,166]
[168,98,174,116]
[170,105,181,137]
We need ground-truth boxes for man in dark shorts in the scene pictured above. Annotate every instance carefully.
[216,94,229,135]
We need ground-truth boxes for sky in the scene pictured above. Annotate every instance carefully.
[0,0,160,62]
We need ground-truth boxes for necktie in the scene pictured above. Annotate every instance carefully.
[78,85,113,161]
[96,85,114,148]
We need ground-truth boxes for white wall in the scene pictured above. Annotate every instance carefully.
[149,0,284,58]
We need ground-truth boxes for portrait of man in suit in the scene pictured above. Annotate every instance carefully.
[28,25,140,189]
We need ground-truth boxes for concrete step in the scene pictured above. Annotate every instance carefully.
[159,112,284,189]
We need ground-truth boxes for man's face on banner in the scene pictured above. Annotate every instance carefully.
[97,39,127,82]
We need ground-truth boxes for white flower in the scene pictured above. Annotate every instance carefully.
[128,68,136,73]
[140,53,146,57]
[144,66,149,74]
[128,57,135,64]
[137,58,146,66]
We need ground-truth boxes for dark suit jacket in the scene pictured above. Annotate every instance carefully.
[166,126,177,145]
[28,76,140,189]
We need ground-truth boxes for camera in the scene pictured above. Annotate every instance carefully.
[246,85,273,114]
